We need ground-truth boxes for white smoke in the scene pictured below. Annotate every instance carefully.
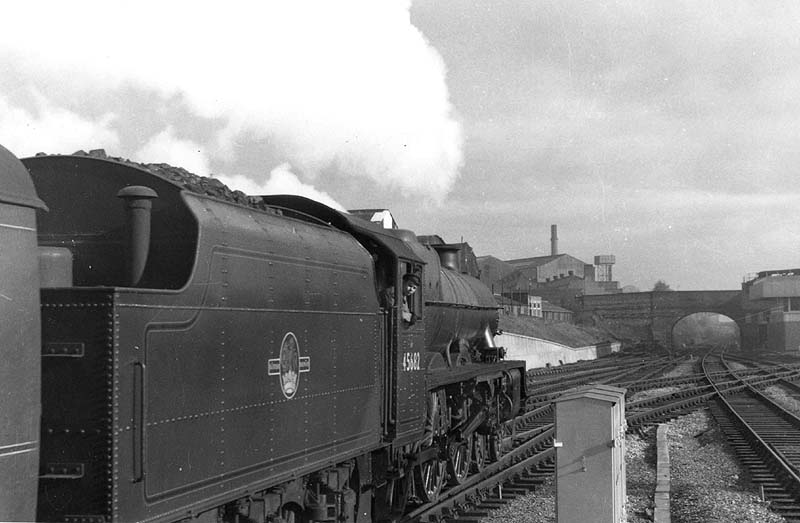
[134,128,213,177]
[217,164,346,211]
[0,1,463,203]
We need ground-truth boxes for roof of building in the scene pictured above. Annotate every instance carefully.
[494,294,526,307]
[541,300,572,313]
[477,256,517,282]
[505,254,564,267]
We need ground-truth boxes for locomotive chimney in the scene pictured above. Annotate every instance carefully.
[551,224,558,256]
[117,186,158,287]
[433,244,461,272]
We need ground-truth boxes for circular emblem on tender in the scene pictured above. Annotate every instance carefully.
[279,332,300,399]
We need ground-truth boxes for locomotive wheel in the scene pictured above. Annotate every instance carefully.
[446,441,471,485]
[414,458,445,503]
[471,434,488,472]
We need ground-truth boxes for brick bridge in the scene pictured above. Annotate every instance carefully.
[577,290,751,349]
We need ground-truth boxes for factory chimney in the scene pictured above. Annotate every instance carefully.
[551,224,558,256]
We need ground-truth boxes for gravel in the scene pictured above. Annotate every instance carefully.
[664,408,785,523]
[480,478,555,523]
[629,386,684,403]
[664,358,701,378]
[478,407,788,522]
[763,385,800,417]
[625,430,657,522]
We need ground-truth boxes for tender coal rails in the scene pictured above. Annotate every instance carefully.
[0,145,525,523]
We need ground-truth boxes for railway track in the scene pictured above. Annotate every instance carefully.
[401,406,556,522]
[402,351,800,522]
[525,355,676,406]
[703,352,800,521]
[403,355,683,521]
[625,361,800,430]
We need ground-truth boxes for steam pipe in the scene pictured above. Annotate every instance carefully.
[484,325,496,348]
[117,186,158,287]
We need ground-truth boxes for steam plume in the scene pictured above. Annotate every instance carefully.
[0,1,463,203]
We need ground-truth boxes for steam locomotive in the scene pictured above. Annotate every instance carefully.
[0,144,525,523]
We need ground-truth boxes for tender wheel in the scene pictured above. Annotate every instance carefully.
[414,458,445,503]
[447,440,472,485]
[471,433,488,472]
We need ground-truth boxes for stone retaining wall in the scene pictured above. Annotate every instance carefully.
[499,331,621,369]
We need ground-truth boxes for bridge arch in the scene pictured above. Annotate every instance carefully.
[667,311,742,351]
[578,290,749,351]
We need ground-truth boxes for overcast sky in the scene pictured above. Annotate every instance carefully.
[2,1,798,291]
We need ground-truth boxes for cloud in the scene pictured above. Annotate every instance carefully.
[0,1,463,202]
[216,164,346,211]
[0,91,119,157]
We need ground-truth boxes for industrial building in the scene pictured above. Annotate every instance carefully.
[495,294,573,323]
[741,269,800,354]
[478,225,621,317]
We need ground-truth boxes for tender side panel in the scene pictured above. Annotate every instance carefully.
[141,308,381,500]
[38,290,115,523]
[111,196,384,522]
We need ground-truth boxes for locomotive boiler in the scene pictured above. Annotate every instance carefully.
[0,146,525,523]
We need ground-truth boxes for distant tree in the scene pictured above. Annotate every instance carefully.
[653,280,672,291]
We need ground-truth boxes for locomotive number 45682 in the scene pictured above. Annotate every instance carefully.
[402,351,420,371]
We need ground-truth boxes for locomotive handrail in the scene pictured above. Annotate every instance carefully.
[132,362,145,483]
[259,204,334,227]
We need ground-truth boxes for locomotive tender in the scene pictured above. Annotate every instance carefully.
[0,145,525,523]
